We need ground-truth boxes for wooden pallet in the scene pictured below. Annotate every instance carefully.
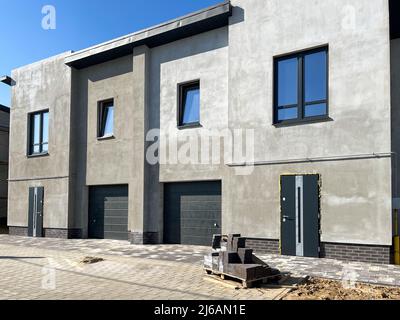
[204,268,281,289]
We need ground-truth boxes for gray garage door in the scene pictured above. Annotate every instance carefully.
[164,181,221,246]
[89,185,129,240]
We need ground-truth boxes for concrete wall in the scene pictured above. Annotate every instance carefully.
[70,51,158,240]
[8,52,73,229]
[78,55,134,186]
[0,110,9,220]
[8,178,69,227]
[224,159,392,245]
[154,27,229,182]
[70,55,135,236]
[131,46,151,237]
[229,0,391,159]
[149,27,229,240]
[224,0,392,245]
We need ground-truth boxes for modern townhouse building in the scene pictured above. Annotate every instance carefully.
[0,104,9,233]
[6,0,400,264]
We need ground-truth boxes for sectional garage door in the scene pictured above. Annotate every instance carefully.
[164,181,222,246]
[88,185,129,240]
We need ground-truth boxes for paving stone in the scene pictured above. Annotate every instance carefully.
[1,235,400,299]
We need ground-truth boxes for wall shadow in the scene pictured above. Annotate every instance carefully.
[69,68,89,237]
[229,6,245,26]
[88,57,133,83]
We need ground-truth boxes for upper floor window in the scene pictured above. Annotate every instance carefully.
[178,80,200,128]
[274,47,328,125]
[28,110,49,156]
[98,99,114,138]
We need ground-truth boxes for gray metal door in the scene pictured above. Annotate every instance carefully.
[281,176,296,256]
[281,175,320,258]
[164,181,222,246]
[89,185,129,240]
[28,187,44,237]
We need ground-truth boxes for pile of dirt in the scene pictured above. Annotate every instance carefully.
[283,278,400,300]
[80,256,104,265]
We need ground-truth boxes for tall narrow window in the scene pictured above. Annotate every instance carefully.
[29,110,49,156]
[178,80,200,127]
[98,100,114,138]
[274,47,328,124]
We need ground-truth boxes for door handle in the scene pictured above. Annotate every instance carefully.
[283,215,294,222]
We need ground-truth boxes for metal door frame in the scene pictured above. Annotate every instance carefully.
[280,174,321,257]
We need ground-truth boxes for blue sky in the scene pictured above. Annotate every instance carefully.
[0,0,221,107]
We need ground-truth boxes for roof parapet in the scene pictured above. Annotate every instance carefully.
[65,1,231,69]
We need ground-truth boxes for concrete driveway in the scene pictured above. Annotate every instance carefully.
[0,235,289,300]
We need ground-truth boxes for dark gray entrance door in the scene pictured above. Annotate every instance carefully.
[281,175,320,258]
[28,187,44,237]
[164,181,222,246]
[89,185,129,240]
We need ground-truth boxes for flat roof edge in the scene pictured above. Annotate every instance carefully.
[0,104,10,113]
[65,1,231,69]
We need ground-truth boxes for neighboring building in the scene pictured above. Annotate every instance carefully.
[0,104,9,232]
[6,0,400,264]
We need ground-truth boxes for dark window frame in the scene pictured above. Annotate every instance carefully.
[27,109,49,157]
[273,46,329,126]
[177,80,201,129]
[97,99,115,139]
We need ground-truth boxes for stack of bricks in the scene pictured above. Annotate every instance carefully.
[204,234,281,284]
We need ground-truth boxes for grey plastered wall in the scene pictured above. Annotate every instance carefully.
[71,55,136,236]
[391,38,400,234]
[154,27,229,183]
[8,178,69,227]
[80,55,134,186]
[0,110,9,220]
[224,158,392,245]
[151,27,229,241]
[68,67,88,234]
[225,0,392,245]
[130,46,149,235]
[8,52,73,229]
[71,49,162,238]
[133,45,164,241]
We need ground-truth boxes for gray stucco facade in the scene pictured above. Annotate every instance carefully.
[6,0,400,264]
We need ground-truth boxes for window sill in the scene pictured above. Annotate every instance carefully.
[273,116,333,128]
[97,135,115,141]
[177,123,202,130]
[27,153,49,159]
